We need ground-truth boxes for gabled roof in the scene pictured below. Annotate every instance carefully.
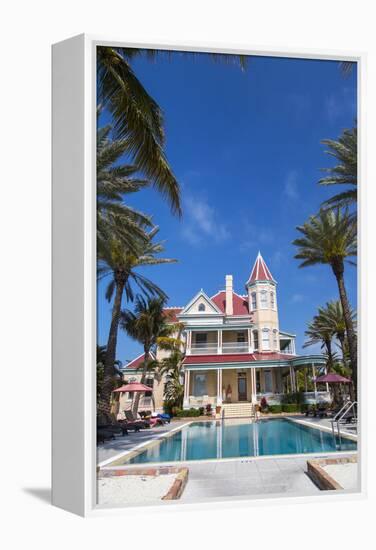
[122,351,156,370]
[179,289,223,316]
[246,252,275,284]
[211,291,250,316]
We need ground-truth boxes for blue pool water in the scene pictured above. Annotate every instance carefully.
[125,419,356,465]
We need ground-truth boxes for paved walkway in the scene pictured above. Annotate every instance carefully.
[97,421,188,464]
[180,456,322,501]
[289,415,358,439]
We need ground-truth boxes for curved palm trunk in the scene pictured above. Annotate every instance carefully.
[332,261,358,395]
[98,275,126,422]
[131,347,151,416]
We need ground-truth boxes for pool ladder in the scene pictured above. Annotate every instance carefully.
[330,400,358,440]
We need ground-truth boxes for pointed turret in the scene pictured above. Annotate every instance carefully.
[246,251,275,284]
[246,252,279,353]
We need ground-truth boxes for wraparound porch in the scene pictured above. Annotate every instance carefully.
[183,357,329,408]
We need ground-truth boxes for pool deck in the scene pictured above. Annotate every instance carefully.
[97,416,358,503]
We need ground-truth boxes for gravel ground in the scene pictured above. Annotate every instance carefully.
[324,462,359,490]
[97,474,176,507]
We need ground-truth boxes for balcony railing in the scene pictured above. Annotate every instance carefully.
[189,341,250,355]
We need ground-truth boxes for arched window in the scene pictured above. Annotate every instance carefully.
[260,290,268,309]
[270,291,275,309]
[251,292,257,310]
[262,328,270,350]
[198,303,206,312]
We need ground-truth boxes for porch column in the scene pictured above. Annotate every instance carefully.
[312,363,317,401]
[216,368,223,405]
[251,368,257,403]
[186,330,192,355]
[183,369,191,407]
[248,328,252,352]
[324,366,329,393]
[289,366,296,392]
[217,330,222,354]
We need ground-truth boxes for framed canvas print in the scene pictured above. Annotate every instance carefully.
[52,35,365,516]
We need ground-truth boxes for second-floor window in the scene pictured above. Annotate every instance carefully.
[144,377,154,397]
[251,292,257,310]
[270,291,275,309]
[237,332,246,343]
[260,290,268,309]
[273,329,278,349]
[253,330,259,350]
[195,333,207,349]
[262,328,270,350]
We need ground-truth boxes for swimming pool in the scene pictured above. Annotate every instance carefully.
[123,419,356,465]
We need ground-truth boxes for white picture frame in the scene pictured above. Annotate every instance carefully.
[52,34,366,517]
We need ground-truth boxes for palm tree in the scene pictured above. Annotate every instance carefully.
[97,230,176,419]
[318,126,357,212]
[293,208,357,390]
[97,47,183,215]
[316,300,356,367]
[303,317,335,371]
[96,345,123,400]
[97,122,153,256]
[97,47,248,216]
[121,296,174,415]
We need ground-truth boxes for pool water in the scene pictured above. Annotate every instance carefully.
[125,419,356,465]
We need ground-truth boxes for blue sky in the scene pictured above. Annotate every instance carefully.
[97,52,357,364]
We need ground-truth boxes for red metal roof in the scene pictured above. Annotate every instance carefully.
[247,252,275,284]
[163,307,183,322]
[183,352,295,365]
[211,291,250,315]
[123,352,155,370]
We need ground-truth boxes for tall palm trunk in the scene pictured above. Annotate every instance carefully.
[332,260,358,393]
[98,272,126,421]
[324,338,334,372]
[132,347,151,416]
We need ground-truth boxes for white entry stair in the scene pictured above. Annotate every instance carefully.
[221,402,255,418]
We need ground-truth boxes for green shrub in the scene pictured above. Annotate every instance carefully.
[282,403,299,413]
[268,405,282,414]
[300,404,309,414]
[176,407,201,418]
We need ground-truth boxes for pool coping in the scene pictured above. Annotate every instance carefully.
[307,456,358,490]
[98,417,357,470]
[287,416,358,442]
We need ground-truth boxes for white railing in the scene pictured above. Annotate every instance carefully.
[190,343,218,355]
[222,341,249,354]
[189,341,249,355]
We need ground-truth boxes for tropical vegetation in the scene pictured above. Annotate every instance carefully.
[293,207,357,390]
[319,126,357,213]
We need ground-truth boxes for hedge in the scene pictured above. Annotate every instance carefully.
[175,408,201,418]
[268,405,282,414]
[281,403,300,413]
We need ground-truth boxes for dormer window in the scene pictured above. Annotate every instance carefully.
[251,292,257,310]
[198,303,206,312]
[260,290,268,309]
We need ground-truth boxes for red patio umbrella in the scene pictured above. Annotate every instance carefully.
[315,373,351,383]
[112,382,153,393]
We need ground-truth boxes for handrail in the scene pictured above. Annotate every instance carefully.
[331,400,357,439]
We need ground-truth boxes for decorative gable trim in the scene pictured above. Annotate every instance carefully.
[179,289,224,316]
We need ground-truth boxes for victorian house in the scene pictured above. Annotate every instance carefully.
[121,253,328,415]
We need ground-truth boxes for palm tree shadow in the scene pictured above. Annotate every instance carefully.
[23,487,51,504]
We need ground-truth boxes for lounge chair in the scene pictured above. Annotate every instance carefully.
[124,410,151,428]
[157,413,171,423]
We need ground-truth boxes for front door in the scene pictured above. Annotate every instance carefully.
[238,373,247,401]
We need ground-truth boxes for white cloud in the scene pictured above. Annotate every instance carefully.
[324,86,356,124]
[239,220,274,251]
[291,293,304,303]
[181,194,230,245]
[283,170,299,200]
